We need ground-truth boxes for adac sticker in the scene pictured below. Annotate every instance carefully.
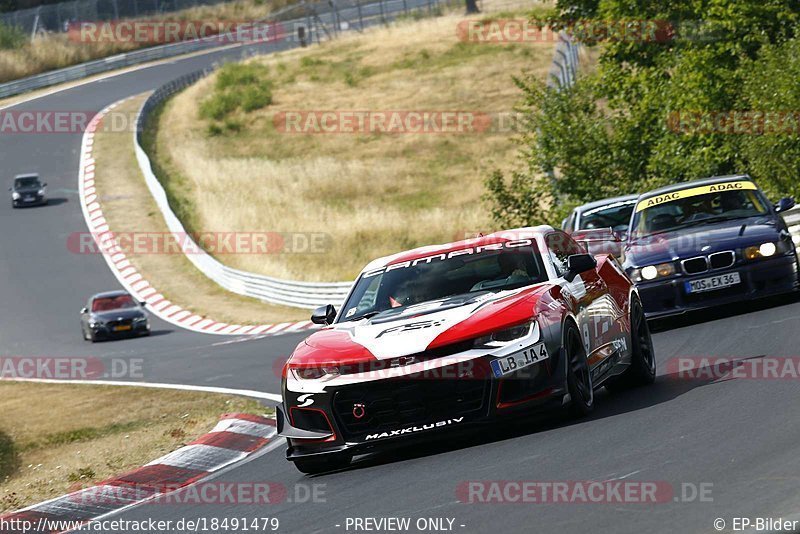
[635,181,757,212]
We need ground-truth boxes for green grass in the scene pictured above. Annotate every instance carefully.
[199,63,273,130]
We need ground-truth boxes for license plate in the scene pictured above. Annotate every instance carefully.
[113,325,132,331]
[685,272,741,294]
[490,343,549,378]
[23,196,34,201]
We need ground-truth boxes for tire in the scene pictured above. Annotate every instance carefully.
[293,454,352,475]
[565,321,594,417]
[606,296,656,392]
[83,326,96,343]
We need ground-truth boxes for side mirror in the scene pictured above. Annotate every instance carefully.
[80,307,88,314]
[775,197,796,213]
[565,253,597,282]
[311,304,337,325]
[42,182,48,187]
[139,301,147,308]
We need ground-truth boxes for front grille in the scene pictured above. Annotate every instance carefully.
[682,257,708,274]
[709,251,735,270]
[332,374,489,439]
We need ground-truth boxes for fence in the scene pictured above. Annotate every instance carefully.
[0,0,471,99]
[2,0,231,35]
[130,0,478,309]
[547,30,579,89]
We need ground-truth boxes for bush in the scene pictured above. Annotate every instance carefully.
[0,23,25,50]
[199,62,272,129]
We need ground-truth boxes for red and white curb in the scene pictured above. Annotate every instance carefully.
[78,100,317,336]
[0,414,279,533]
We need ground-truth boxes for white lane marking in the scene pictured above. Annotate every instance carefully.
[0,377,281,402]
[64,437,287,532]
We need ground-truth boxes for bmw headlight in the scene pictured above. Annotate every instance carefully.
[744,242,779,260]
[631,262,675,282]
[11,192,20,200]
[473,321,534,348]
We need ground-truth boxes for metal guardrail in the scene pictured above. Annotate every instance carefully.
[0,0,446,99]
[547,31,580,89]
[134,70,353,309]
[130,0,472,309]
[782,207,800,256]
[124,0,540,308]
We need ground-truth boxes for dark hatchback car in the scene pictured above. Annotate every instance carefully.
[10,173,47,207]
[80,291,151,342]
[623,175,799,319]
[562,194,638,259]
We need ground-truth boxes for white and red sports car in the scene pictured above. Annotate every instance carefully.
[277,226,656,474]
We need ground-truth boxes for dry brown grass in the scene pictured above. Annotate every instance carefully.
[0,381,266,512]
[156,0,556,281]
[0,0,298,83]
[93,94,309,324]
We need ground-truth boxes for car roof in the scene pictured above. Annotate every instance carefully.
[575,194,639,214]
[637,174,754,201]
[91,290,132,300]
[361,226,554,273]
[13,173,39,180]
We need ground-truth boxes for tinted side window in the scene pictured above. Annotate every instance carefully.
[546,232,585,276]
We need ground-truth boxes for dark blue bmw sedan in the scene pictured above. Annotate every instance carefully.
[623,175,799,319]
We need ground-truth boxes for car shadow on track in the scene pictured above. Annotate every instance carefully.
[308,359,747,476]
[649,292,800,333]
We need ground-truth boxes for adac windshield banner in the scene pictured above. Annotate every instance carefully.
[635,181,757,212]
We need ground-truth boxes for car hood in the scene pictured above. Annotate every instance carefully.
[13,186,41,194]
[92,308,146,321]
[293,285,551,364]
[624,215,783,267]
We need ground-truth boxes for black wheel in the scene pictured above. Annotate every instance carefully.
[565,321,593,417]
[293,454,352,475]
[606,296,656,392]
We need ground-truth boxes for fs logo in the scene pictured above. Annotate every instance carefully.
[376,319,445,338]
[297,394,315,407]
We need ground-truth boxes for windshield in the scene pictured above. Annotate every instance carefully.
[14,177,40,189]
[579,201,635,232]
[632,188,769,238]
[92,295,137,312]
[339,244,546,323]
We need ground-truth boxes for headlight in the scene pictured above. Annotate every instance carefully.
[11,192,20,200]
[89,321,102,328]
[37,188,45,196]
[291,366,340,381]
[473,321,534,348]
[745,242,778,260]
[631,262,675,282]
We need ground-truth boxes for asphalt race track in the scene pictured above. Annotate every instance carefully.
[2,36,800,534]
